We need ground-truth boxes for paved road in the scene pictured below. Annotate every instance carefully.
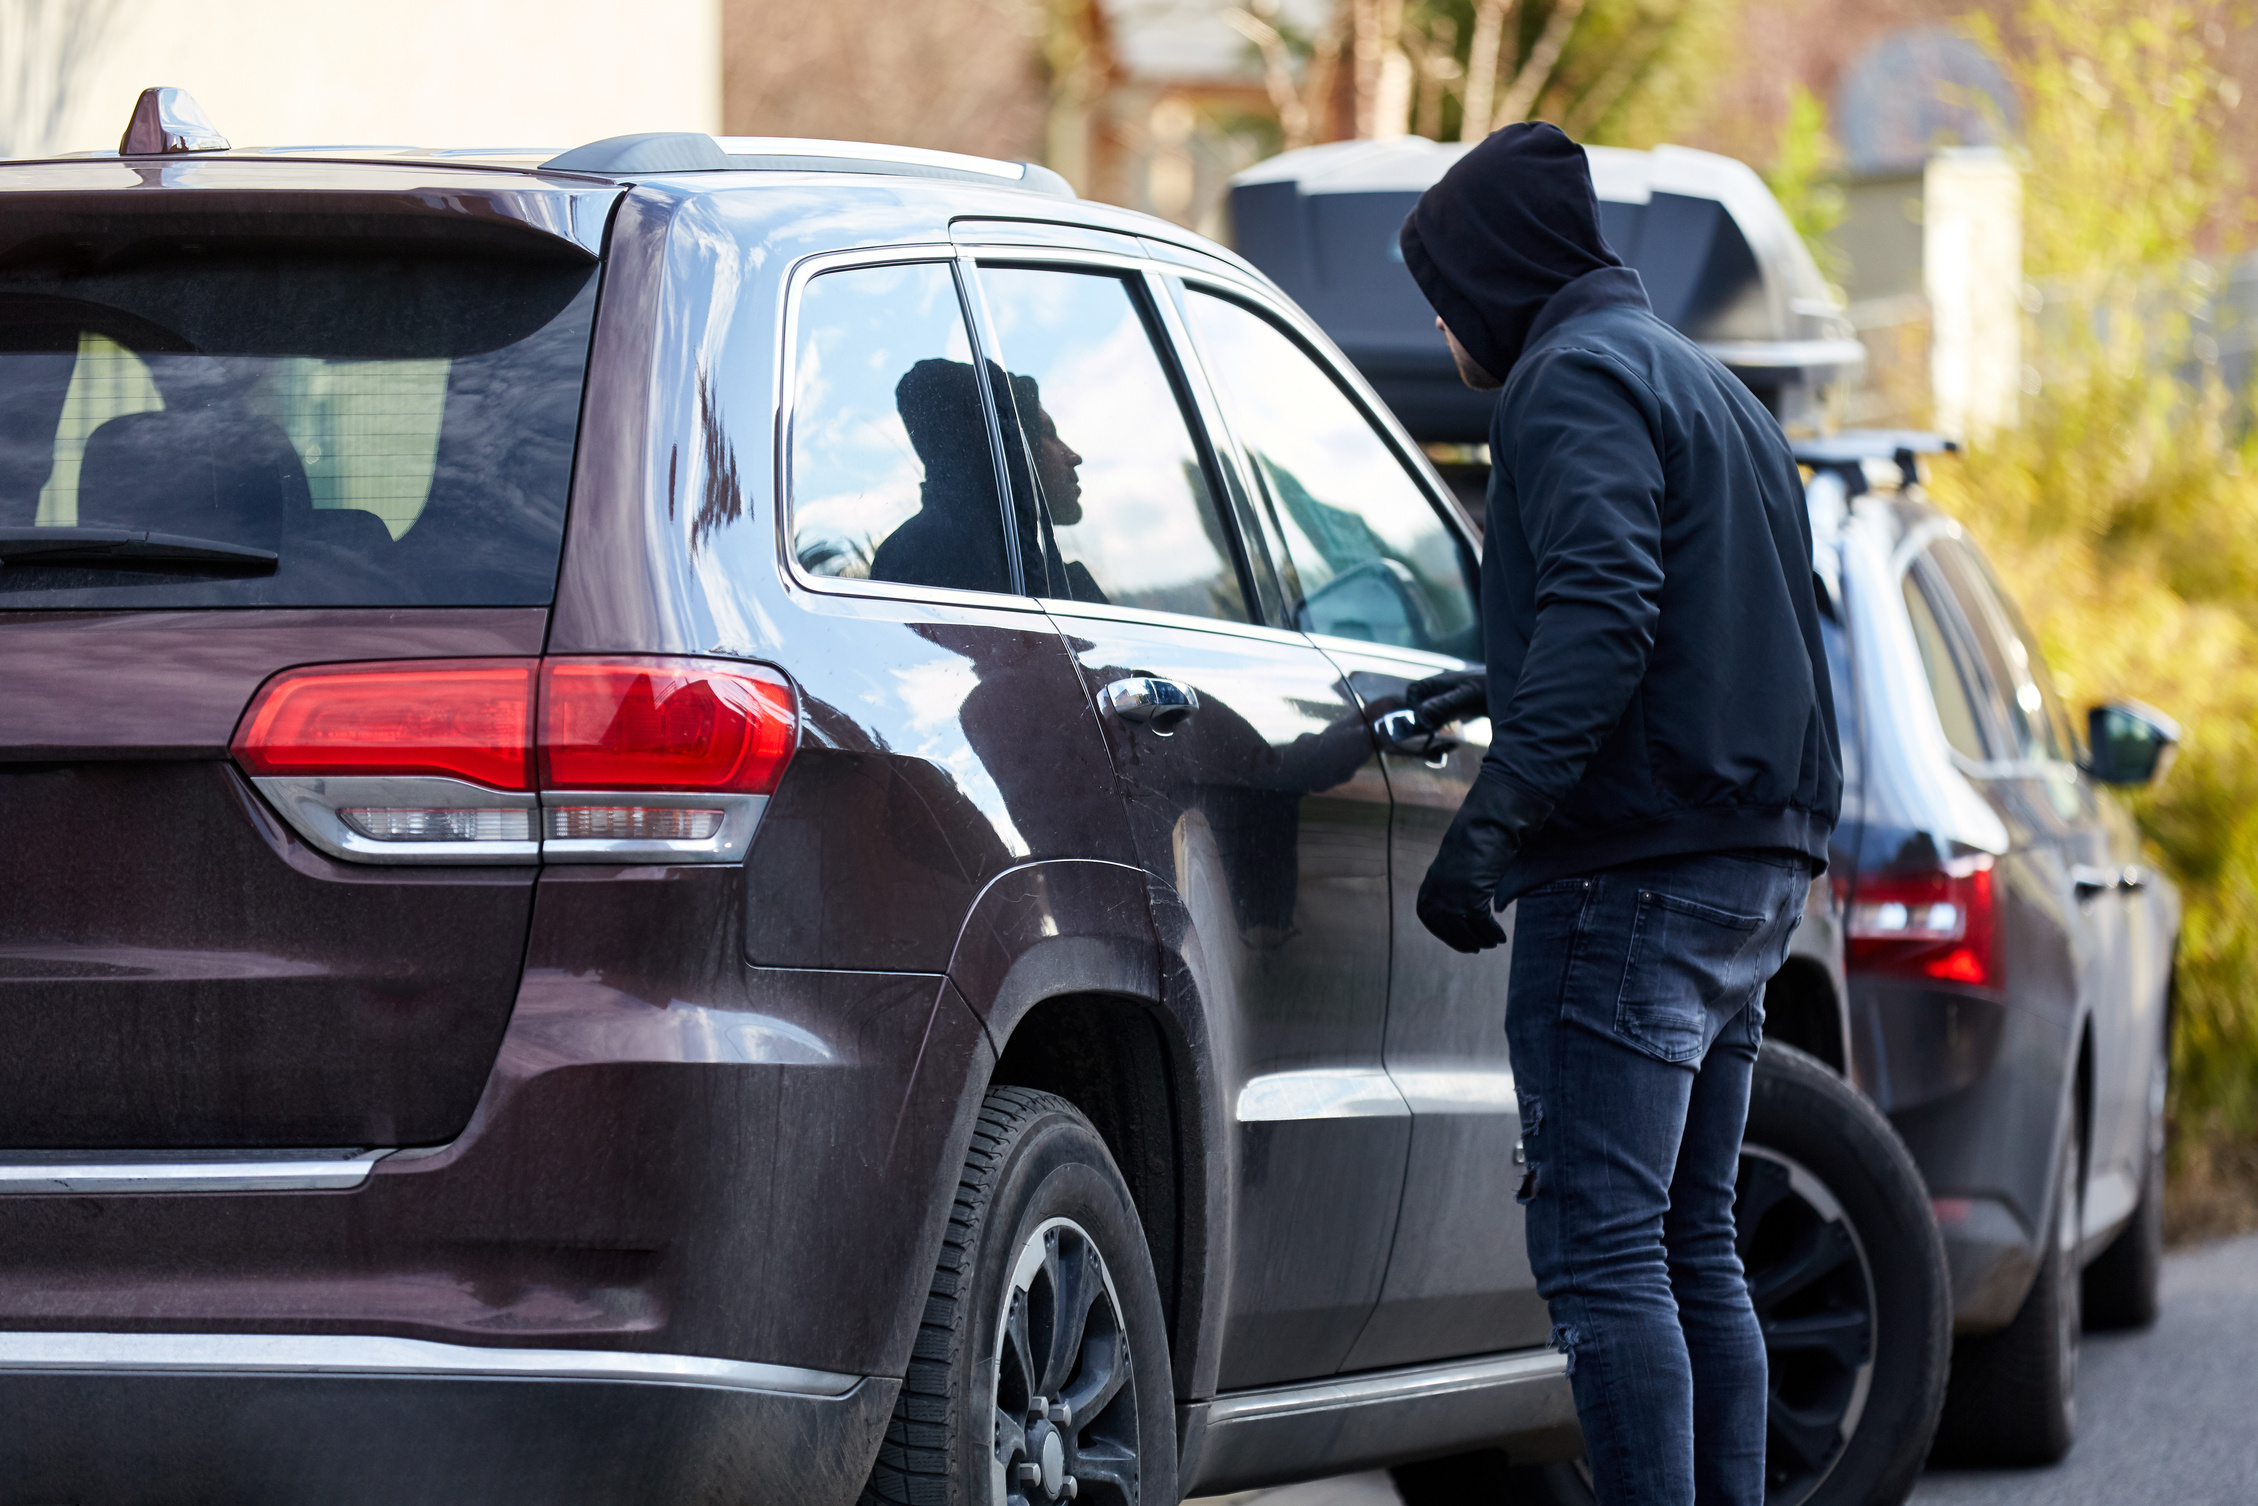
[1192,1231,2258,1506]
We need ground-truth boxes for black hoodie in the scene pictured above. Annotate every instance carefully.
[1400,124,1840,897]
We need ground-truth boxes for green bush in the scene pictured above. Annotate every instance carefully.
[1923,0,2258,1188]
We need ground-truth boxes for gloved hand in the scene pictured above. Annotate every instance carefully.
[1417,772,1548,953]
[1404,669,1487,731]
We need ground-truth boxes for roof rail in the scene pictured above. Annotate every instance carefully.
[1791,430,1956,466]
[541,132,1074,197]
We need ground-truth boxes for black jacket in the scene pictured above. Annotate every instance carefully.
[1400,126,1839,901]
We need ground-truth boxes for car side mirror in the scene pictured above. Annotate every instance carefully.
[2085,700,2180,787]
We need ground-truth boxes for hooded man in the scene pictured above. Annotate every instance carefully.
[1397,123,1840,1504]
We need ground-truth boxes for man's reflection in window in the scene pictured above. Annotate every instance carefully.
[868,357,1013,595]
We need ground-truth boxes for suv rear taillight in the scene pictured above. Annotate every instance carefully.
[1847,854,1998,989]
[232,657,797,865]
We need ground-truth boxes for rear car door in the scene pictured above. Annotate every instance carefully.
[0,181,610,1148]
[966,254,1408,1388]
[1928,536,2149,1233]
[1173,280,1550,1367]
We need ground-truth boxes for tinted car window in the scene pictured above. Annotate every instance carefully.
[1933,536,2078,763]
[1182,289,1479,659]
[975,265,1247,623]
[1902,568,1991,760]
[788,261,1013,596]
[0,250,595,607]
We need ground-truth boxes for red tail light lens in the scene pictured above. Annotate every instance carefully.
[233,660,536,791]
[1847,855,1998,989]
[538,659,796,793]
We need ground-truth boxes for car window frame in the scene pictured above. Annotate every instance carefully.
[954,244,1276,641]
[771,241,1043,614]
[1160,269,1485,671]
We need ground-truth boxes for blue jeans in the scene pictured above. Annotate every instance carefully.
[1505,851,1809,1506]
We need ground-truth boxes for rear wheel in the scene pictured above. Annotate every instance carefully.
[1741,1043,1952,1506]
[1395,1045,1950,1506]
[859,1087,1175,1506]
[1932,1121,2082,1466]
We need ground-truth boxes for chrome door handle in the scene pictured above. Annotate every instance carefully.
[1100,677,1199,735]
[1374,707,1460,761]
[2119,865,2147,891]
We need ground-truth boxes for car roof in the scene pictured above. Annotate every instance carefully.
[0,132,1267,285]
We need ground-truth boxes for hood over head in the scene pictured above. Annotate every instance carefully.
[1399,122,1624,379]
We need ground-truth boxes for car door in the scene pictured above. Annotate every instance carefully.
[1929,536,2147,1234]
[965,254,1408,1389]
[1910,541,2096,1162]
[1174,278,1551,1368]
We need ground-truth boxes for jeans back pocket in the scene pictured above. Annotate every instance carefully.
[1612,889,1767,1064]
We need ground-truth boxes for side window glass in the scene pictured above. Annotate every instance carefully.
[1937,537,2078,762]
[1902,567,1991,760]
[788,261,1012,596]
[1926,540,2042,760]
[974,265,1247,623]
[1181,289,1480,660]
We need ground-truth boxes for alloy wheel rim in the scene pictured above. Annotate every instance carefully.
[990,1216,1140,1505]
[1737,1146,1879,1506]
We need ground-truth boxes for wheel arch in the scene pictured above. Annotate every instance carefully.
[1765,954,1848,1075]
[943,859,1222,1397]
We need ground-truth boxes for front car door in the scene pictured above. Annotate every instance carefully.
[963,251,1408,1390]
[1171,276,1550,1367]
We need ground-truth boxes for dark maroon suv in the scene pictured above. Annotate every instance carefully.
[0,100,1945,1506]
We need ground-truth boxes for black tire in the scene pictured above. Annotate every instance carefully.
[1399,1045,1949,1506]
[2084,1025,2167,1330]
[860,1087,1175,1506]
[1932,1120,2082,1466]
[1741,1042,1952,1506]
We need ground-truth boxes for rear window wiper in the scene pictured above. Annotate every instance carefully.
[0,526,278,570]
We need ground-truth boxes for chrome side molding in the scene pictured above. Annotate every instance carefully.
[0,1148,389,1195]
[0,1332,863,1398]
[1179,1348,1579,1497]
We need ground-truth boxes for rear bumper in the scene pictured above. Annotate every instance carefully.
[0,1332,895,1506]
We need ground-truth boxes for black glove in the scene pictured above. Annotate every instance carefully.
[1404,669,1487,731]
[1417,772,1550,954]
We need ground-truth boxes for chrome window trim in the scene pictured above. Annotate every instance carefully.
[0,1331,862,1397]
[1303,633,1477,677]
[772,242,1043,613]
[253,775,540,866]
[540,790,768,864]
[0,1148,389,1195]
[1235,1068,1410,1123]
[1040,593,1312,650]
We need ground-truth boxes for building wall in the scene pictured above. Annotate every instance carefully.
[723,0,1048,162]
[0,0,721,159]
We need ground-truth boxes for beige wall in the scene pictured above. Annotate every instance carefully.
[3,0,720,158]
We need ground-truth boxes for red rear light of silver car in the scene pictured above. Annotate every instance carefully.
[232,657,796,865]
[1847,854,1999,990]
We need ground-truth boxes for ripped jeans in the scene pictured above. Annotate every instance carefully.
[1505,851,1809,1506]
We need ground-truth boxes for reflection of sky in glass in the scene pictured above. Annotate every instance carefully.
[1184,291,1469,628]
[979,268,1233,611]
[790,262,972,578]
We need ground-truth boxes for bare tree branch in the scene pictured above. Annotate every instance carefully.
[1495,0,1587,126]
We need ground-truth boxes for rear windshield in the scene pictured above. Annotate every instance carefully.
[0,244,597,607]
